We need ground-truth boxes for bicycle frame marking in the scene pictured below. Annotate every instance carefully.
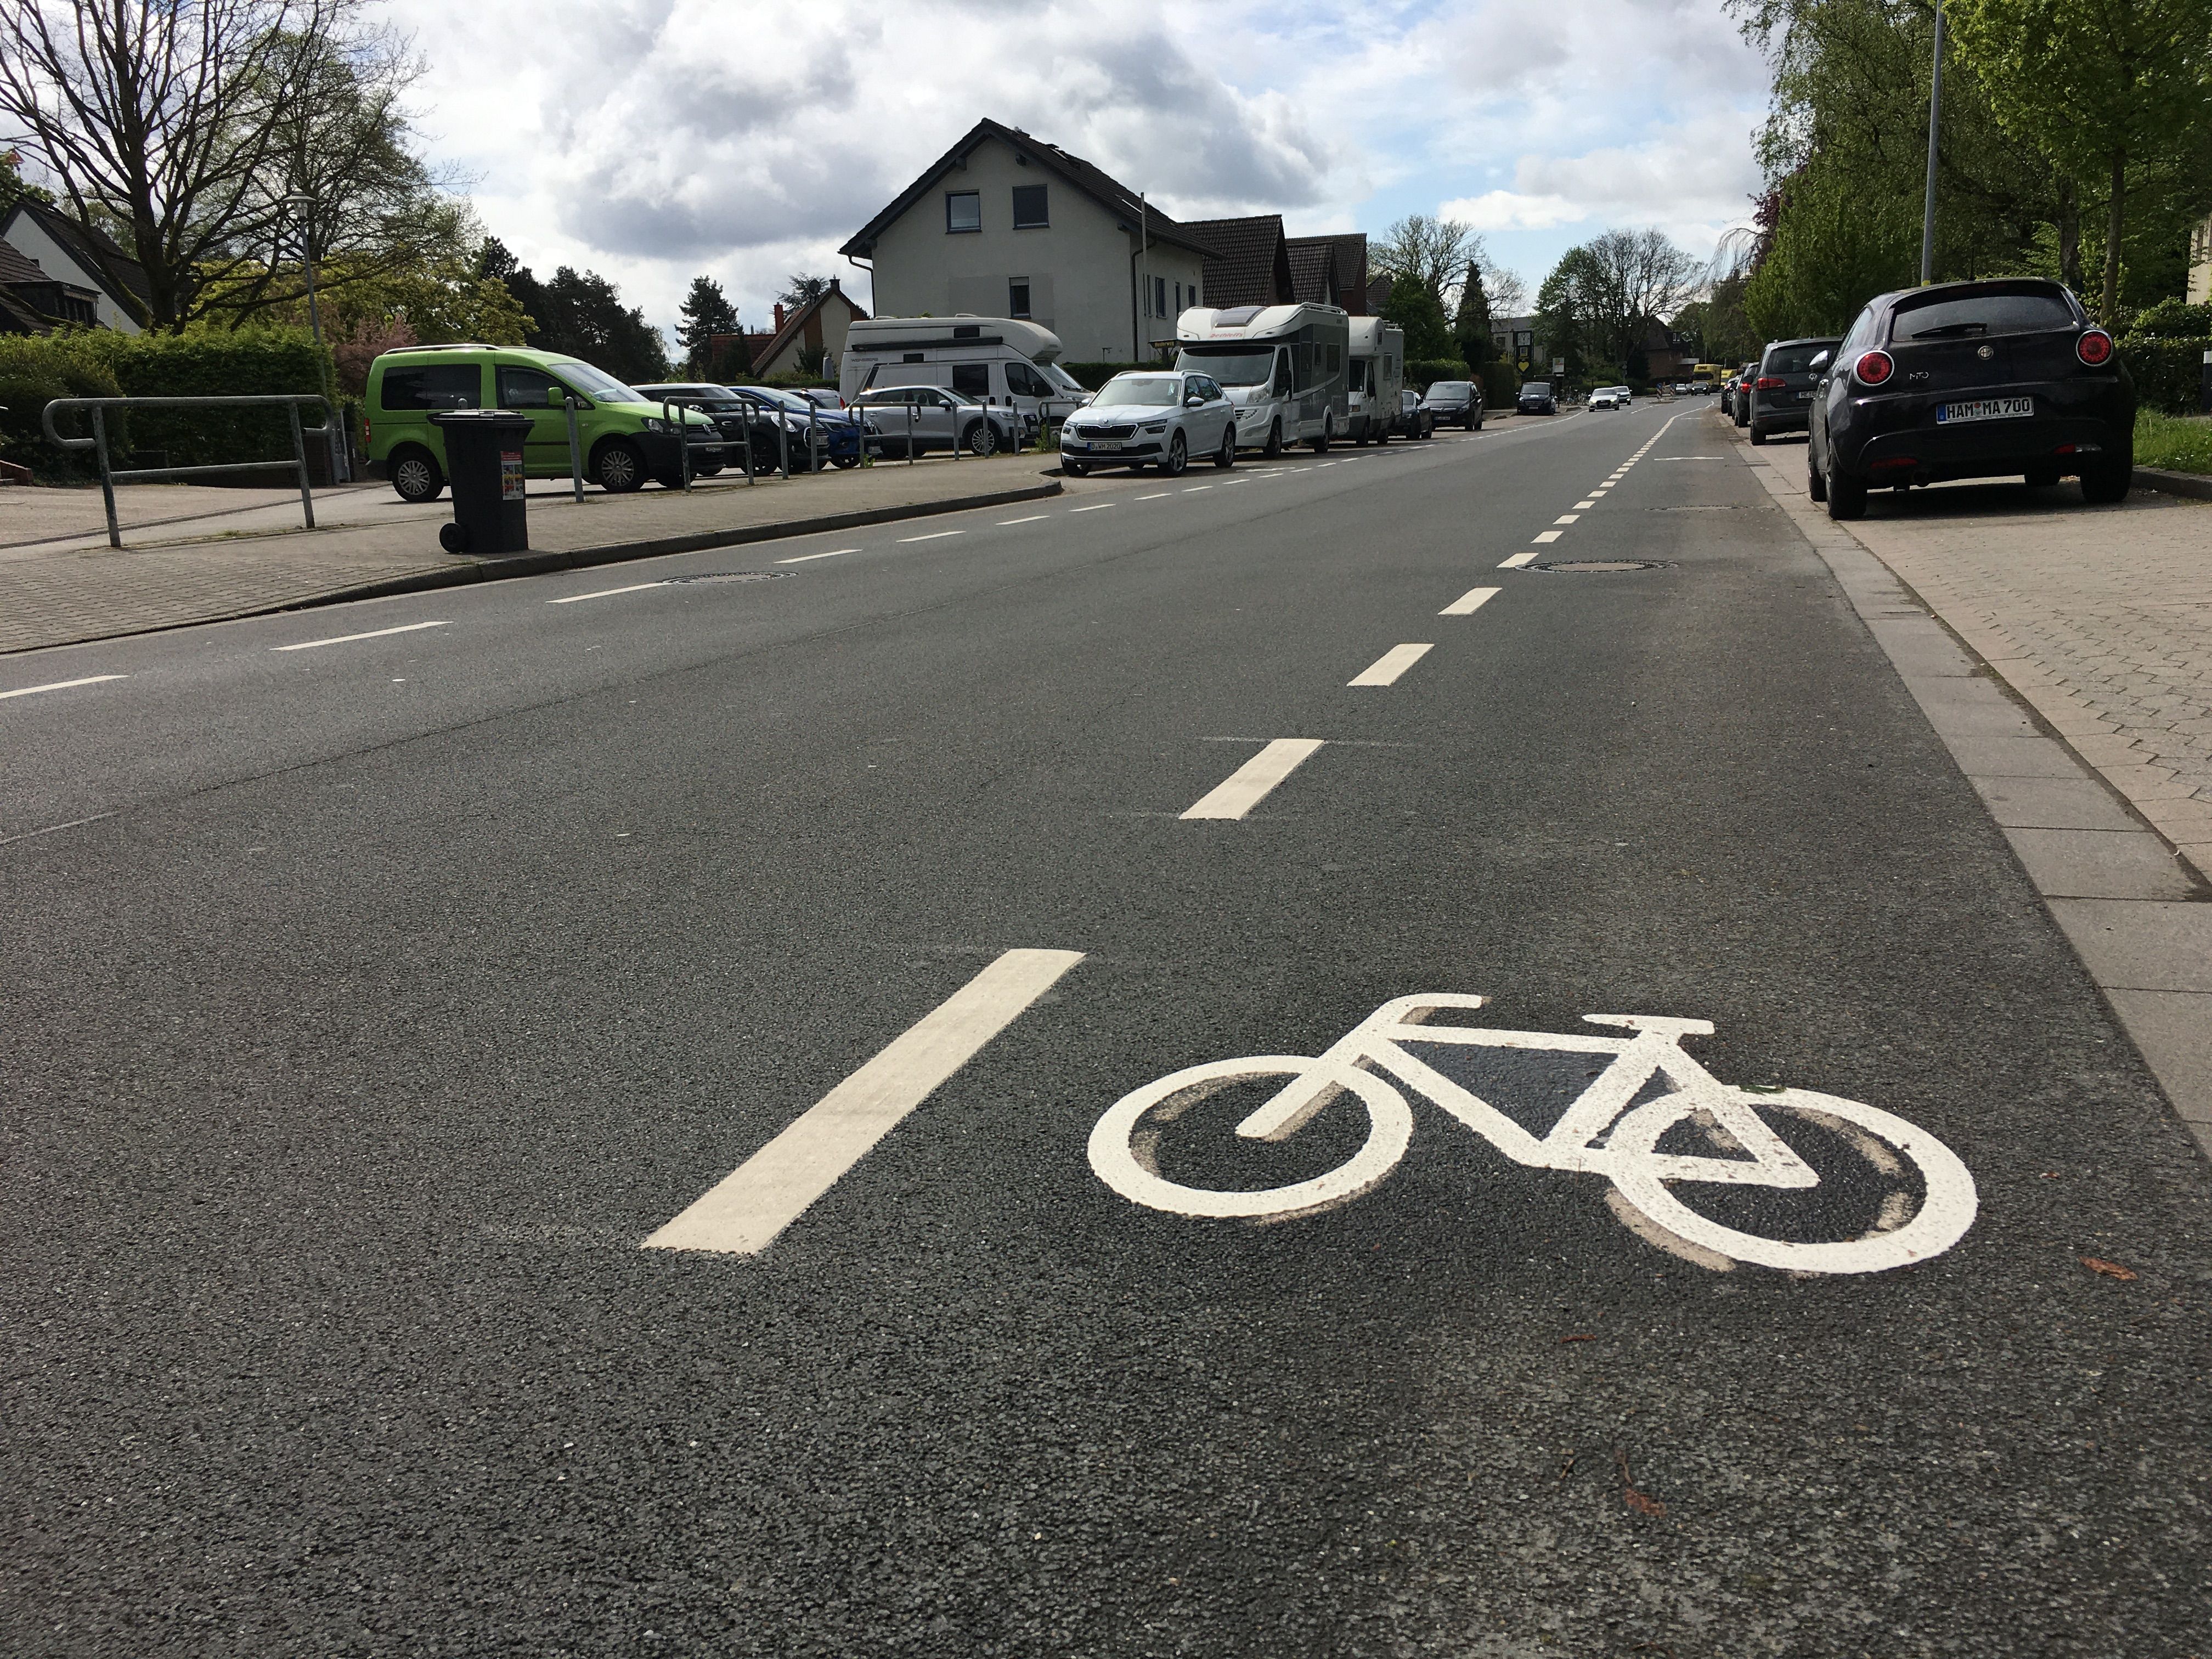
[1087,993,1979,1276]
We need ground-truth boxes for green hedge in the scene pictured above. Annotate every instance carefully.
[2117,335,2210,416]
[1480,360,1521,409]
[0,328,332,481]
[1406,357,1472,392]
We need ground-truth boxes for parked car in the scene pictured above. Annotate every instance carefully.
[635,382,873,471]
[1742,338,1842,445]
[851,384,1022,458]
[1418,379,1483,431]
[1397,388,1434,439]
[798,388,845,411]
[1058,369,1238,476]
[1808,277,2135,520]
[366,345,723,500]
[1729,364,1758,426]
[1516,381,1557,416]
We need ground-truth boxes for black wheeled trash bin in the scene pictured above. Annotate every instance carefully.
[428,410,534,555]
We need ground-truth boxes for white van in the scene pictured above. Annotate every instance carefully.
[840,315,1089,438]
[1346,317,1405,444]
[1173,302,1351,454]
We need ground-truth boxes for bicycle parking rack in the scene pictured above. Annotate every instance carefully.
[42,393,335,549]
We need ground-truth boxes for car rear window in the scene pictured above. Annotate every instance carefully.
[1892,291,2076,340]
[1520,383,1549,396]
[1427,382,1471,396]
[379,364,479,410]
[1763,343,1837,374]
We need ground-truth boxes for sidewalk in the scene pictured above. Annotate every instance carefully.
[0,454,1062,655]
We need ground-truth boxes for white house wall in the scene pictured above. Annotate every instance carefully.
[865,135,1203,363]
[0,215,141,333]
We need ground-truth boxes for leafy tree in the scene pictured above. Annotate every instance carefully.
[1536,246,1610,383]
[1948,0,2212,319]
[0,147,55,215]
[1374,215,1481,309]
[527,266,672,383]
[1454,261,1497,370]
[1581,229,1700,371]
[778,273,831,307]
[677,276,742,374]
[1742,162,1918,337]
[1382,276,1455,361]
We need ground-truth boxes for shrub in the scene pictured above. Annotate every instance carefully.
[1406,357,1472,391]
[2115,335,2211,415]
[2125,298,2212,341]
[0,345,126,479]
[1480,360,1521,409]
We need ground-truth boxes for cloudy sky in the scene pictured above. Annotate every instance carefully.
[377,0,1773,336]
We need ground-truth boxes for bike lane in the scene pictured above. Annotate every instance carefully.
[3,403,2206,1656]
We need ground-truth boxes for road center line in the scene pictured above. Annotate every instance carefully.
[548,582,668,603]
[1,673,128,701]
[897,529,963,543]
[1136,493,1171,500]
[272,620,449,652]
[1068,503,1115,514]
[1532,530,1563,544]
[1181,737,1326,821]
[1348,642,1435,687]
[1441,586,1500,616]
[643,948,1086,1255]
[1182,485,1213,492]
[1575,499,1596,509]
[1553,514,1581,524]
[777,548,859,563]
[996,515,1049,526]
[1499,551,1538,569]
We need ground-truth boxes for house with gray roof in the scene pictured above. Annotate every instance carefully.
[0,199,149,332]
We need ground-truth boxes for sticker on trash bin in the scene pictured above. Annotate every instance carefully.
[501,450,524,501]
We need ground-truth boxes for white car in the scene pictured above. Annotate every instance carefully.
[1060,370,1238,477]
[1589,385,1632,410]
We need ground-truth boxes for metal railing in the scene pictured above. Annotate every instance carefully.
[42,393,334,549]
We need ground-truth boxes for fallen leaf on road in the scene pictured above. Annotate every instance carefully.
[2082,1257,2137,1281]
[1560,1334,1596,1343]
[1615,1448,1667,1518]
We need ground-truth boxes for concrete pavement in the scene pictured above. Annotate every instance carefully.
[4,407,2207,1656]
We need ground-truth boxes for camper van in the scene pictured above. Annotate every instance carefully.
[839,315,1089,437]
[1173,303,1351,454]
[1345,317,1406,444]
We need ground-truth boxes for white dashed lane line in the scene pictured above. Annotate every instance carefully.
[1181,738,1327,821]
[1136,493,1172,500]
[1499,551,1538,569]
[777,548,859,563]
[1440,587,1500,616]
[1068,503,1116,514]
[897,529,963,543]
[1,674,129,701]
[1348,643,1434,687]
[549,582,667,604]
[996,515,1049,526]
[1553,514,1580,524]
[272,620,450,652]
[1532,531,1562,544]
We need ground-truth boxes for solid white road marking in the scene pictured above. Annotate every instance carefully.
[548,582,667,603]
[1532,530,1563,544]
[898,529,963,543]
[272,620,449,652]
[1,673,128,701]
[1348,643,1435,687]
[1553,514,1581,524]
[1499,551,1538,569]
[777,548,859,563]
[1068,503,1116,513]
[1181,738,1326,821]
[643,948,1086,1255]
[1441,586,1500,616]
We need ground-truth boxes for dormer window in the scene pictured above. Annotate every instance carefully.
[945,191,981,234]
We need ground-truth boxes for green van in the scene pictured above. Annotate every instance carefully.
[365,344,725,501]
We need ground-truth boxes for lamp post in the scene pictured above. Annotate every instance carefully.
[283,191,348,482]
[1919,0,1945,285]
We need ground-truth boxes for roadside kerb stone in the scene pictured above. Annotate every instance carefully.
[1727,415,2212,1159]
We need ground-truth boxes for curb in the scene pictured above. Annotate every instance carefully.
[2,479,1063,657]
[2133,465,2212,502]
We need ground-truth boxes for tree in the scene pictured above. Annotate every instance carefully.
[1742,164,1917,338]
[778,273,830,308]
[1373,215,1481,309]
[1382,276,1454,360]
[1536,246,1610,383]
[1948,0,2212,319]
[0,147,56,214]
[1581,229,1700,371]
[527,266,671,383]
[1455,261,1497,370]
[0,0,420,329]
[677,275,741,374]
[1482,261,1528,320]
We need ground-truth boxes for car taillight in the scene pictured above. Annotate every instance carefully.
[1854,350,1895,386]
[2075,329,2114,366]
[1755,376,1785,390]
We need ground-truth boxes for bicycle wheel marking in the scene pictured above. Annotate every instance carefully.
[1088,993,1978,1276]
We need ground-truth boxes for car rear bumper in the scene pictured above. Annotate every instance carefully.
[1827,378,2132,481]
[1751,402,1810,434]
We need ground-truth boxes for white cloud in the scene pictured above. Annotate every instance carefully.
[1440,191,1587,232]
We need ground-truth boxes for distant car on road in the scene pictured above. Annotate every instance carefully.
[1418,379,1483,430]
[850,385,1020,459]
[1728,364,1758,426]
[1589,385,1630,410]
[1058,370,1238,476]
[1516,381,1557,416]
[1808,277,2135,520]
[1743,337,1841,445]
[1397,388,1434,439]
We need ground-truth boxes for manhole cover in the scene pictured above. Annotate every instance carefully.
[1531,560,1668,573]
[663,571,786,585]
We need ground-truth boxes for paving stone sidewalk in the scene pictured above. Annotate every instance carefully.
[0,456,1061,656]
[1741,430,2212,881]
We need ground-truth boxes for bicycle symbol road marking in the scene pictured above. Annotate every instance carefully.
[1087,994,1978,1275]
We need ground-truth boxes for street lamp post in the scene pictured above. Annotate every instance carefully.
[1920,0,1945,286]
[284,191,348,482]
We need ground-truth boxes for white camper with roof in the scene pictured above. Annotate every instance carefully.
[1345,316,1406,443]
[1173,302,1351,454]
[839,315,1090,437]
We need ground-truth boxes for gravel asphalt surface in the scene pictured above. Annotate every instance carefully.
[4,403,2207,1657]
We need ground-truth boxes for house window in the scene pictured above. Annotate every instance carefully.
[945,191,981,234]
[1154,275,1167,317]
[1173,282,1182,313]
[1009,279,1031,318]
[1011,185,1048,229]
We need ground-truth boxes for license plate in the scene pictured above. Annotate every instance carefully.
[1095,441,1122,452]
[1938,397,2033,424]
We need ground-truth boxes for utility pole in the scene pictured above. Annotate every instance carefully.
[1920,0,1945,285]
[284,192,348,482]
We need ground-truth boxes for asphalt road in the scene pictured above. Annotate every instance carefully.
[4,403,2207,1657]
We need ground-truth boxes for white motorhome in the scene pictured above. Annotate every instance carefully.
[1174,303,1351,454]
[1345,317,1406,444]
[839,315,1090,436]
